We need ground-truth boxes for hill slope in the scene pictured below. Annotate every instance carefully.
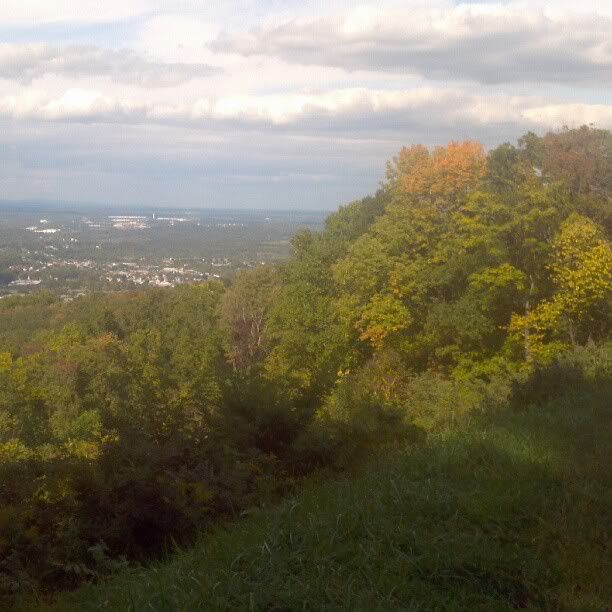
[32,389,611,611]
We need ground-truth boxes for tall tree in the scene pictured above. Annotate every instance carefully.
[219,266,281,371]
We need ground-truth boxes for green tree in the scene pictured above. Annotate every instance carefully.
[219,266,281,371]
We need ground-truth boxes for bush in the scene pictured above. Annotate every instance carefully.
[510,342,612,409]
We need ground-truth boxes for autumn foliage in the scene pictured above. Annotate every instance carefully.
[1,126,610,605]
[387,141,487,204]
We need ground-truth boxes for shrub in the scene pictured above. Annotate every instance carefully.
[510,342,612,409]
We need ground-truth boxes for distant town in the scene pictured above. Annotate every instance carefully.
[0,206,325,298]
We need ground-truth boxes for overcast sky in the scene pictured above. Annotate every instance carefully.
[1,1,611,210]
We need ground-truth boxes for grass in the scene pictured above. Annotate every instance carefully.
[25,390,611,611]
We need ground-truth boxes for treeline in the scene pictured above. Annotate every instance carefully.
[1,126,611,603]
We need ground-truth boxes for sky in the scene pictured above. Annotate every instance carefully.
[0,1,611,210]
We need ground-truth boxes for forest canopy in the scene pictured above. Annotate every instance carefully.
[0,125,610,604]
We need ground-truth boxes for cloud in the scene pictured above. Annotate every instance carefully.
[0,43,218,86]
[0,89,148,122]
[522,103,612,128]
[212,4,612,86]
[0,0,169,24]
[2,87,611,134]
[1,1,610,209]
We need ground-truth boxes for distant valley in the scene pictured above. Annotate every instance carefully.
[0,205,325,297]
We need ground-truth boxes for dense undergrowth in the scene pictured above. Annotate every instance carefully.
[32,383,611,611]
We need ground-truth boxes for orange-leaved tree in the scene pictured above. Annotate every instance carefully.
[386,141,486,208]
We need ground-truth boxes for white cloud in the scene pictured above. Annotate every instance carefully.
[0,0,227,24]
[0,0,154,24]
[0,88,147,121]
[0,43,218,86]
[522,104,612,128]
[2,86,610,132]
[136,15,220,64]
[213,4,612,85]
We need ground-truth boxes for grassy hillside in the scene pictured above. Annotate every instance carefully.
[30,388,611,611]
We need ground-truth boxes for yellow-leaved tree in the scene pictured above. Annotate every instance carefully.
[509,214,611,362]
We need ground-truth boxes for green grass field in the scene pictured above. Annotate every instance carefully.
[27,390,611,611]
